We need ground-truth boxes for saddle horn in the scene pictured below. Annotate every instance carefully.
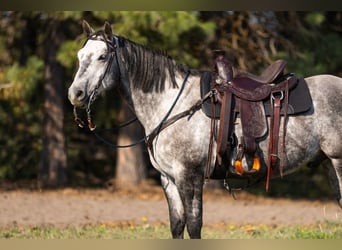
[214,50,233,82]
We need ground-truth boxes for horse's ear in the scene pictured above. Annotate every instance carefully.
[82,20,94,37]
[104,21,113,39]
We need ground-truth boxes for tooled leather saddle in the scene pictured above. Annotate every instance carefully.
[201,51,312,190]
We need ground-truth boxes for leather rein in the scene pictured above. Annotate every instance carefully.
[72,34,206,149]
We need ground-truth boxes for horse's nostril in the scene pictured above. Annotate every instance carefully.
[76,90,84,98]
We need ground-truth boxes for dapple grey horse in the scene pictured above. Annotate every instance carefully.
[68,21,342,239]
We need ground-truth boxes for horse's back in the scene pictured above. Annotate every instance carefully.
[306,74,342,90]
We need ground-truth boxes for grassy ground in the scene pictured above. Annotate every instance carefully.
[1,221,341,239]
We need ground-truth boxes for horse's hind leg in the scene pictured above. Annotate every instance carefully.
[161,174,186,238]
[324,158,342,208]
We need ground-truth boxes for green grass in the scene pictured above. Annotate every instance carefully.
[1,221,341,239]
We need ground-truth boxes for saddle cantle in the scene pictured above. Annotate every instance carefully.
[202,52,313,190]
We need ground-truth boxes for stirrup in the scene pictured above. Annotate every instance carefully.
[234,156,261,175]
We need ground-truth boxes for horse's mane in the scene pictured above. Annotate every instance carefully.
[118,36,190,93]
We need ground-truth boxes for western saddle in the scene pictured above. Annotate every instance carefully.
[206,50,299,190]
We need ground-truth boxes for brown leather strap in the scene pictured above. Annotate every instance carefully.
[272,96,282,165]
[266,93,282,191]
[214,51,234,166]
[205,96,217,182]
[266,79,290,190]
[280,80,289,177]
[216,90,233,165]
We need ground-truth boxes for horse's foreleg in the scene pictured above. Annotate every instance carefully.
[161,174,186,239]
[181,174,203,239]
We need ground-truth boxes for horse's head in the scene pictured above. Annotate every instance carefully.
[68,21,120,109]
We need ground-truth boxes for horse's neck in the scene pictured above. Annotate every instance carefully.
[115,41,200,133]
[130,74,199,133]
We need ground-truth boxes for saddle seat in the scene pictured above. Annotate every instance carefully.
[236,59,287,84]
[230,60,294,101]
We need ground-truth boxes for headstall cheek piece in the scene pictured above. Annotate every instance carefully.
[73,34,119,131]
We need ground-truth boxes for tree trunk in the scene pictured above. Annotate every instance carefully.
[39,18,68,188]
[114,104,149,189]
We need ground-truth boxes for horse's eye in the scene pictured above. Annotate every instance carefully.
[98,54,106,61]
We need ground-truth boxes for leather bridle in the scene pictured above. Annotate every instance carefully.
[72,34,198,149]
[73,33,122,131]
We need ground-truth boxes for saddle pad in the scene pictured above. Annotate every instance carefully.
[263,77,312,116]
[200,72,221,118]
[200,75,312,118]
